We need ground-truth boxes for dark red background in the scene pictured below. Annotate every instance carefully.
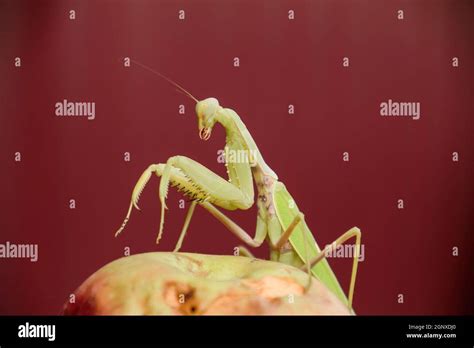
[0,0,472,315]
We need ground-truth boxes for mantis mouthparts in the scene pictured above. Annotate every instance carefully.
[199,128,211,141]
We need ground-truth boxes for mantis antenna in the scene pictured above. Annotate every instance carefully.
[130,59,199,103]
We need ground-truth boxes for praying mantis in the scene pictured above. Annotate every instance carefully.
[115,60,362,311]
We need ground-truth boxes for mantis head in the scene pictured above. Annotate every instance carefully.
[196,97,220,141]
[127,60,220,141]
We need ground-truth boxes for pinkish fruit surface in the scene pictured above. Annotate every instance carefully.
[63,252,351,315]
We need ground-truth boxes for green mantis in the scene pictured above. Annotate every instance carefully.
[115,61,362,311]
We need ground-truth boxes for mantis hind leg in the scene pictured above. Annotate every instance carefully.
[299,227,362,310]
[266,213,312,290]
[271,213,305,250]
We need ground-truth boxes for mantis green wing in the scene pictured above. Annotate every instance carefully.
[273,182,349,306]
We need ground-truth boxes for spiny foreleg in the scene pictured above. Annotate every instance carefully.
[115,162,200,243]
[116,155,255,246]
[157,155,255,245]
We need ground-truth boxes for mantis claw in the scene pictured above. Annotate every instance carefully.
[131,166,154,211]
[116,165,156,238]
[155,159,174,244]
[115,200,134,237]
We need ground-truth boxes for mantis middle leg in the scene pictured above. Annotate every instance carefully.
[196,202,303,251]
[213,206,360,309]
[197,202,267,249]
[173,201,198,252]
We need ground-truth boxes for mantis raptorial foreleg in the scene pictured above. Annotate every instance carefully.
[116,156,255,244]
[115,163,188,241]
[299,227,361,308]
[157,155,253,242]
